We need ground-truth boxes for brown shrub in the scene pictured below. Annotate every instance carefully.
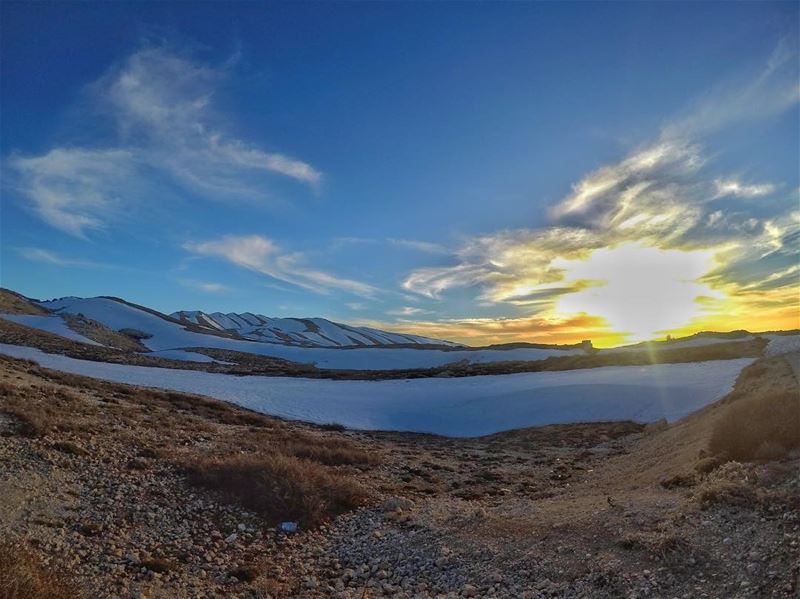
[277,434,378,466]
[52,441,87,457]
[184,454,366,527]
[1,385,83,437]
[694,456,722,474]
[139,558,175,573]
[318,422,346,432]
[618,530,687,556]
[3,406,53,438]
[709,390,800,462]
[694,480,758,509]
[0,541,82,598]
[660,472,697,489]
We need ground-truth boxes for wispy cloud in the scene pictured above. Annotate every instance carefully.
[184,234,377,297]
[386,306,434,317]
[178,278,230,294]
[6,46,321,237]
[17,246,113,269]
[713,179,776,199]
[388,238,450,255]
[663,38,800,139]
[9,149,137,238]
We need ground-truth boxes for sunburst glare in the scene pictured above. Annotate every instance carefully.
[552,243,723,343]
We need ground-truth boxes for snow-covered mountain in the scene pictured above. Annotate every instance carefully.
[26,295,586,370]
[170,310,457,348]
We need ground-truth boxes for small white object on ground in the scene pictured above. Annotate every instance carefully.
[280,521,298,533]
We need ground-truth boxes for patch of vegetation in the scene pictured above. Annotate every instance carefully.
[77,522,102,537]
[139,558,175,573]
[0,288,48,315]
[709,390,800,462]
[0,540,82,598]
[660,472,697,489]
[184,454,367,527]
[274,431,379,466]
[52,441,88,456]
[63,314,148,351]
[318,422,346,432]
[694,479,759,509]
[227,566,257,582]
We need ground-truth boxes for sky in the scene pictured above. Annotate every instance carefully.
[1,1,798,347]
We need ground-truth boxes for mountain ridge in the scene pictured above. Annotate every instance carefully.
[170,309,460,348]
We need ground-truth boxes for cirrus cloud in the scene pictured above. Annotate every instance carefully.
[184,234,377,297]
[5,45,321,237]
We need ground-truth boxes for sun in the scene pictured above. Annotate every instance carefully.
[552,242,722,343]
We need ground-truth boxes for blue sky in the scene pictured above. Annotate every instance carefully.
[1,2,798,345]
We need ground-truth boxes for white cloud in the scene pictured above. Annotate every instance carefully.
[389,238,450,254]
[9,148,136,237]
[387,306,433,316]
[713,179,776,199]
[185,234,376,297]
[16,246,111,269]
[7,46,321,237]
[664,38,800,138]
[178,278,229,294]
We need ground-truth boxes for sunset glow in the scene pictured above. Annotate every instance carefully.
[552,243,722,342]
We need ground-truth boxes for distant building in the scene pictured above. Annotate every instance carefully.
[581,339,593,351]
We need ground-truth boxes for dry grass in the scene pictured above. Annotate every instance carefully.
[139,558,175,573]
[692,462,760,509]
[0,382,82,437]
[709,390,800,461]
[184,453,367,527]
[0,541,82,599]
[269,430,379,466]
[0,289,48,315]
[694,479,759,509]
[62,314,147,351]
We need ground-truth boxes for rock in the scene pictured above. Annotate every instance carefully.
[722,537,733,546]
[224,533,238,544]
[381,497,413,513]
[279,521,298,534]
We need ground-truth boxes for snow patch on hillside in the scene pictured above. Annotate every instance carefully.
[603,334,755,353]
[764,334,800,357]
[172,309,457,348]
[38,297,584,370]
[0,314,102,346]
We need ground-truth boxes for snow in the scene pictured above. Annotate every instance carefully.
[0,314,102,346]
[145,349,219,363]
[763,334,800,357]
[173,309,458,348]
[0,343,753,437]
[603,335,754,353]
[38,297,584,370]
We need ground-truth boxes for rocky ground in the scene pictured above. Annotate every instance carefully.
[0,352,798,598]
